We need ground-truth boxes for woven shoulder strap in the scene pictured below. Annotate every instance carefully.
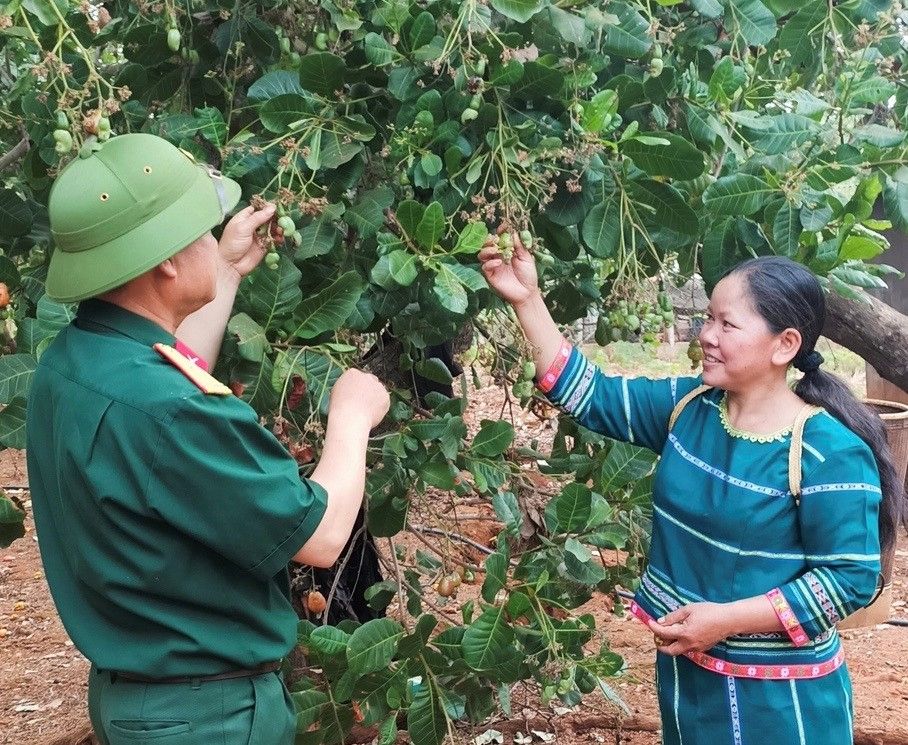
[788,404,823,504]
[668,384,713,431]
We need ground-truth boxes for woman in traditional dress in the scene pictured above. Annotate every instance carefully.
[478,233,904,745]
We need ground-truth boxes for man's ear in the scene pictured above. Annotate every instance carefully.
[156,257,178,279]
[773,327,802,366]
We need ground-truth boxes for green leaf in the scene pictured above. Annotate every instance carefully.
[600,442,655,490]
[396,200,425,239]
[563,538,607,584]
[298,52,346,97]
[839,235,884,261]
[318,130,362,169]
[246,71,308,102]
[416,201,446,250]
[777,2,827,66]
[348,186,394,238]
[241,17,280,65]
[409,10,436,48]
[492,492,523,537]
[472,420,515,456]
[414,358,453,385]
[448,264,487,291]
[690,0,723,18]
[701,217,741,292]
[708,57,747,102]
[346,618,405,678]
[582,200,621,258]
[408,682,447,745]
[752,114,818,155]
[0,492,25,548]
[481,546,509,602]
[309,625,350,656]
[36,295,75,339]
[241,257,302,332]
[0,354,35,406]
[702,174,773,215]
[420,152,443,177]
[772,203,802,258]
[0,396,27,450]
[602,2,652,59]
[364,31,396,66]
[849,75,897,105]
[432,264,468,314]
[454,222,488,254]
[387,250,418,286]
[490,0,545,23]
[292,690,329,731]
[378,715,398,745]
[581,90,619,133]
[726,0,777,46]
[227,313,267,363]
[621,132,705,180]
[290,271,363,339]
[0,190,32,237]
[21,0,67,26]
[554,483,592,533]
[546,6,591,46]
[295,217,341,260]
[627,180,699,235]
[883,179,908,232]
[511,61,566,102]
[463,606,515,671]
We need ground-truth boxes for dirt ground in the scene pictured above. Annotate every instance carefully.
[2,346,907,745]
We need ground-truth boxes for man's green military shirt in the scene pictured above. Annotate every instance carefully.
[26,299,328,677]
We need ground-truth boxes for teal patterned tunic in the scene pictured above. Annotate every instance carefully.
[540,342,882,745]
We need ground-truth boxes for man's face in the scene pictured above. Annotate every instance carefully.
[172,231,219,310]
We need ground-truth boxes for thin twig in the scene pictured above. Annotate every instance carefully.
[322,524,366,626]
[407,522,481,571]
[409,524,494,555]
[387,537,412,633]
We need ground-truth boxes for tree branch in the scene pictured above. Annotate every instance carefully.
[822,290,908,393]
[0,134,29,172]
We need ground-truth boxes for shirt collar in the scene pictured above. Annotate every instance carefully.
[75,298,176,348]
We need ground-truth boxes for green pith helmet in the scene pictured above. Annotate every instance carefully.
[46,133,241,302]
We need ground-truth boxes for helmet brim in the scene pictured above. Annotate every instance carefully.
[46,166,241,303]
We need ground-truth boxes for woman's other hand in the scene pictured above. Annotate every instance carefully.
[647,603,734,656]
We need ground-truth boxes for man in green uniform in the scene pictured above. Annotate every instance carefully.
[25,133,390,744]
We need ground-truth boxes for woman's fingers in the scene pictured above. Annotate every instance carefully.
[482,258,503,271]
[478,247,502,261]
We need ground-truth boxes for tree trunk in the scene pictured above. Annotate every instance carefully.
[823,291,908,393]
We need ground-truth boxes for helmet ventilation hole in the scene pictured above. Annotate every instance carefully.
[143,166,152,174]
[100,193,110,201]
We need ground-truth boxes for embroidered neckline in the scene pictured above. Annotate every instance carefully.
[718,392,793,444]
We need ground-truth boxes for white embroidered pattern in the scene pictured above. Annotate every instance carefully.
[727,675,743,745]
[800,482,882,496]
[668,434,787,497]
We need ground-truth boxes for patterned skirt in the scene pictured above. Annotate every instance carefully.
[655,652,854,745]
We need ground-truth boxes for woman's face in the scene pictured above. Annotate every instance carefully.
[698,273,793,391]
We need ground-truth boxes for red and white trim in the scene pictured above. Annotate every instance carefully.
[537,339,572,393]
[630,602,844,680]
[766,588,811,647]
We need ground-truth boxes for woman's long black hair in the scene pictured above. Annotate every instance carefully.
[727,256,906,560]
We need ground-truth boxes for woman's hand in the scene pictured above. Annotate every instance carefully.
[478,227,539,307]
[218,202,277,280]
[647,603,734,656]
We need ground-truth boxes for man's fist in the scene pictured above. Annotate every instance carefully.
[330,369,390,429]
